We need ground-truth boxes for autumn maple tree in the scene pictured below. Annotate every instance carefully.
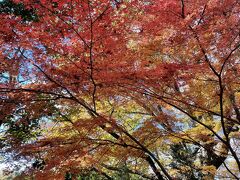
[0,0,240,179]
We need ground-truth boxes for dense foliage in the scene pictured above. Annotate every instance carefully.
[0,0,240,179]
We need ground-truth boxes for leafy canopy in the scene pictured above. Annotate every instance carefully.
[0,0,240,179]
